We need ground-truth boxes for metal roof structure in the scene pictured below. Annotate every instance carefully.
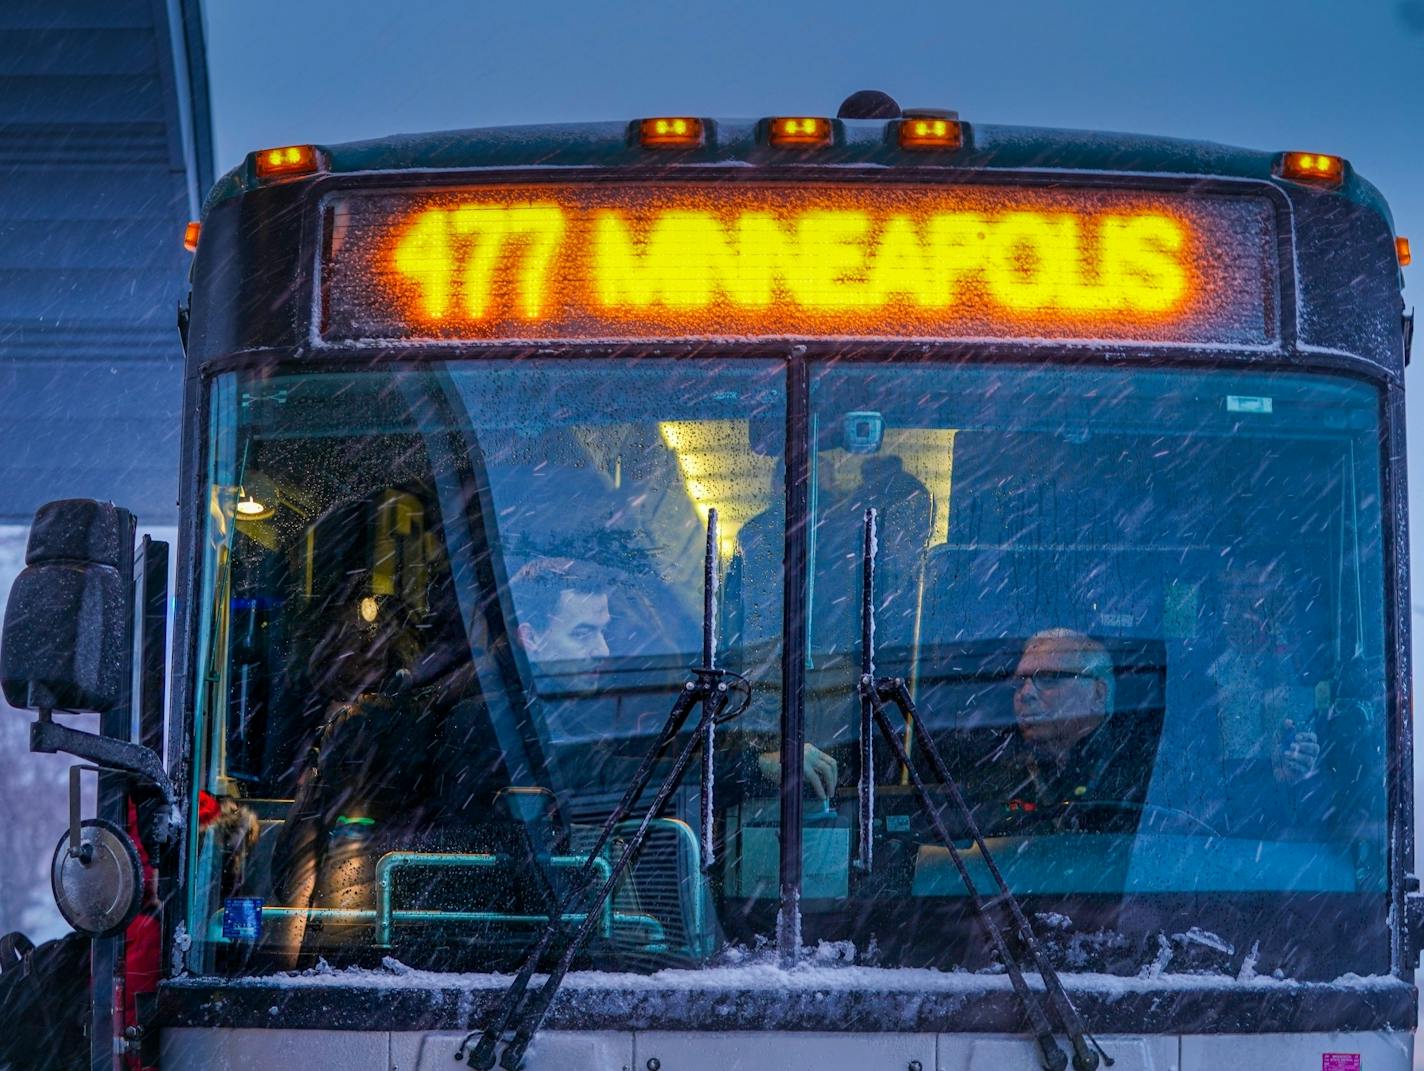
[211,118,1395,224]
[0,0,212,525]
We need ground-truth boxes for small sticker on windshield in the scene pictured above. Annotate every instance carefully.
[223,897,263,941]
[1322,1055,1360,1071]
[1227,395,1273,414]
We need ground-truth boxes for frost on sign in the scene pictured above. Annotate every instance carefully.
[320,183,1276,345]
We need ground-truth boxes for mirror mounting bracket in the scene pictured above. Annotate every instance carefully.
[33,710,177,830]
[67,765,100,863]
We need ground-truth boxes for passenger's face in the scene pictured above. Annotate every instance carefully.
[1221,578,1272,652]
[521,591,611,685]
[1012,635,1107,750]
[312,597,411,699]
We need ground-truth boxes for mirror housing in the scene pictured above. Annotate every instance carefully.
[1,500,131,713]
[0,499,175,812]
[50,817,144,938]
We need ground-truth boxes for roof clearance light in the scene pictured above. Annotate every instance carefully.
[1398,237,1412,267]
[183,221,201,252]
[254,144,322,181]
[1278,151,1346,186]
[899,115,963,150]
[769,117,832,149]
[639,117,705,149]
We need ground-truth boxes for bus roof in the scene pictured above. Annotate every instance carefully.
[205,117,1397,230]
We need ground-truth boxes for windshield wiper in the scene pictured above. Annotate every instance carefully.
[855,509,1110,1071]
[461,510,748,1071]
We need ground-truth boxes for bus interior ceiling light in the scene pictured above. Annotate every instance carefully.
[183,221,201,252]
[769,117,832,148]
[234,472,277,521]
[1277,151,1346,186]
[899,112,964,151]
[235,490,271,520]
[254,143,322,181]
[639,117,705,149]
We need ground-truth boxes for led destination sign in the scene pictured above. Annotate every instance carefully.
[320,183,1276,345]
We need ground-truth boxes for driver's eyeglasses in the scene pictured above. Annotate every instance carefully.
[1013,669,1087,692]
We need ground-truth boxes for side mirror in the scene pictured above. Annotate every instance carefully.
[51,821,143,939]
[1,500,131,714]
[49,766,144,939]
[0,500,176,813]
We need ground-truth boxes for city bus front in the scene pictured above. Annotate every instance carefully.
[162,114,1415,1070]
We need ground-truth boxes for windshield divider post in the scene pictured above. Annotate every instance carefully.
[857,512,1106,1071]
[856,508,876,875]
[778,354,810,966]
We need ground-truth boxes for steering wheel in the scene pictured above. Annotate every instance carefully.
[1053,798,1224,840]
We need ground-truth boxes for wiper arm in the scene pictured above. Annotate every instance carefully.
[855,509,1110,1071]
[461,510,748,1071]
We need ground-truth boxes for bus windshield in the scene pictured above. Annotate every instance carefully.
[188,357,1388,981]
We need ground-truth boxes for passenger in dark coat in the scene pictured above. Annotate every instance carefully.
[268,579,446,961]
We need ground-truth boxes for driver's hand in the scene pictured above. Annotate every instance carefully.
[1276,720,1320,783]
[758,743,840,800]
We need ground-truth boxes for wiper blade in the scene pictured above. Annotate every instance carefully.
[461,510,748,1071]
[855,509,1110,1071]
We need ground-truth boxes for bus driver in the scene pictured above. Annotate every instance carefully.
[972,627,1319,833]
[982,628,1157,825]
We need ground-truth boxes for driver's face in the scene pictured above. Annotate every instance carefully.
[521,591,611,684]
[1012,635,1107,751]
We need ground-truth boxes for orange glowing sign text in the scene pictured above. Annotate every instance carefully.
[392,204,567,319]
[321,184,1275,345]
[393,205,1187,320]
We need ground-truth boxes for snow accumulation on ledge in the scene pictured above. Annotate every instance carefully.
[185,948,1406,996]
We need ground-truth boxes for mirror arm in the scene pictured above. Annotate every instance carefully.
[32,711,177,813]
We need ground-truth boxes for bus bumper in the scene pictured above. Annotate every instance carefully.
[160,1027,1412,1069]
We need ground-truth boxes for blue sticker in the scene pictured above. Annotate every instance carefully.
[223,897,263,941]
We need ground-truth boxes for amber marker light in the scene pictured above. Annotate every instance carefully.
[899,114,963,150]
[1277,151,1346,186]
[639,117,705,148]
[769,116,832,148]
[1398,237,1412,267]
[183,221,201,252]
[254,144,322,181]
